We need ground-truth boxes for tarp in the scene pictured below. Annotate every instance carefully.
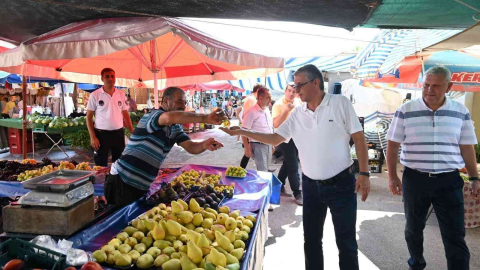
[426,21,480,52]
[170,81,245,93]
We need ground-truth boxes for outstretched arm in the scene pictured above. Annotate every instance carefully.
[220,127,286,146]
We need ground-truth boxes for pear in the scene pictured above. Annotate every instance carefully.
[234,240,245,249]
[202,218,214,229]
[136,254,154,269]
[243,219,253,229]
[242,225,251,234]
[206,208,218,217]
[163,246,176,256]
[204,211,216,220]
[216,231,233,252]
[146,210,155,218]
[170,252,182,260]
[165,235,177,242]
[132,231,145,242]
[153,214,163,222]
[141,236,153,248]
[215,246,228,255]
[180,255,198,270]
[134,243,147,254]
[230,248,244,260]
[192,213,204,226]
[187,230,201,244]
[154,254,170,267]
[171,201,184,214]
[236,220,243,229]
[212,224,227,234]
[118,243,132,254]
[178,199,189,211]
[179,245,188,253]
[204,229,216,241]
[246,215,256,223]
[166,220,183,236]
[160,219,169,232]
[194,227,204,234]
[224,231,236,243]
[125,237,138,248]
[161,258,181,270]
[160,210,168,217]
[226,263,241,270]
[218,206,230,214]
[229,210,240,219]
[147,247,162,258]
[136,220,148,233]
[225,253,239,265]
[154,240,172,250]
[216,267,228,270]
[200,257,208,269]
[139,214,148,220]
[235,216,245,222]
[116,232,129,242]
[132,219,140,228]
[128,250,141,262]
[124,226,138,236]
[152,206,161,215]
[185,223,196,230]
[115,254,132,267]
[106,250,120,264]
[93,250,107,263]
[158,203,167,210]
[173,240,184,250]
[235,233,242,241]
[101,244,116,254]
[205,262,216,270]
[178,234,188,243]
[216,213,229,225]
[210,248,227,267]
[167,212,179,222]
[187,240,203,264]
[197,233,211,255]
[166,206,172,212]
[189,198,202,213]
[240,231,249,241]
[144,219,157,231]
[151,224,166,241]
[225,218,237,231]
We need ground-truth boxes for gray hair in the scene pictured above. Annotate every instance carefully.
[425,66,451,83]
[294,64,325,91]
[162,87,184,104]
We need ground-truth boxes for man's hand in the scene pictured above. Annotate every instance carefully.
[355,175,370,202]
[219,126,242,136]
[471,181,480,197]
[201,138,224,151]
[286,103,295,111]
[206,108,228,125]
[389,175,402,196]
[90,136,100,150]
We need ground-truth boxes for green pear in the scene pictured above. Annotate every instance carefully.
[185,223,196,231]
[147,247,162,258]
[194,227,204,234]
[225,253,239,265]
[178,211,194,224]
[210,248,227,267]
[101,244,116,254]
[197,233,211,255]
[116,232,129,242]
[165,235,177,242]
[92,250,107,263]
[246,215,256,223]
[154,240,172,250]
[202,218,214,229]
[240,231,249,241]
[132,231,145,242]
[179,245,188,253]
[230,248,244,260]
[124,226,138,236]
[136,254,154,269]
[226,263,240,270]
[180,255,198,270]
[244,219,253,229]
[106,250,121,264]
[234,240,245,249]
[115,254,132,267]
[173,240,183,250]
[161,258,181,270]
[154,254,170,267]
[178,234,188,243]
[170,252,182,260]
[128,250,141,262]
[118,243,132,254]
[125,237,138,247]
[141,236,153,248]
[136,220,148,233]
[144,219,157,231]
[134,243,146,253]
[166,220,183,236]
[163,246,176,256]
[132,219,140,228]
[242,225,251,234]
[205,261,216,270]
[192,213,204,226]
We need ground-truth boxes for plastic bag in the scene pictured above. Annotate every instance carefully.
[30,235,92,266]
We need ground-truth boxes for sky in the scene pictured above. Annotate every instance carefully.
[180,18,381,58]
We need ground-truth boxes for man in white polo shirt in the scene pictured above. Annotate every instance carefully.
[241,87,274,172]
[87,68,134,166]
[221,64,370,270]
[387,66,479,270]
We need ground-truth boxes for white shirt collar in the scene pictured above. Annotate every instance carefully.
[301,93,331,112]
[419,96,450,111]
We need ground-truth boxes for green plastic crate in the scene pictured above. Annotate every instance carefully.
[33,123,46,132]
[0,238,67,270]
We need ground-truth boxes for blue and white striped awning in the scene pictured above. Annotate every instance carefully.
[228,54,356,91]
[351,29,461,79]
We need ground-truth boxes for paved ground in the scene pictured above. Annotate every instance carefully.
[2,119,480,270]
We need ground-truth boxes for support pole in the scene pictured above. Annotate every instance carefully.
[22,76,27,160]
[154,72,158,109]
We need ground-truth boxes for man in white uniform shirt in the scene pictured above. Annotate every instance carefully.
[221,64,370,270]
[241,87,274,172]
[387,66,479,270]
[87,68,134,166]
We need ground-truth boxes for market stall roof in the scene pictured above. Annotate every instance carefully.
[426,22,480,52]
[0,0,478,44]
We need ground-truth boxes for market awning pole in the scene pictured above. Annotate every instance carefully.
[22,76,27,160]
[154,72,158,109]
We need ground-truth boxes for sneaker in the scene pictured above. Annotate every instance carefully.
[294,194,303,206]
[281,186,293,197]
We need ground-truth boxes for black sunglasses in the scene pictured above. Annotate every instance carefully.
[292,79,315,92]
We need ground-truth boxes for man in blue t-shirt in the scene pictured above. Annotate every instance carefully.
[105,87,227,207]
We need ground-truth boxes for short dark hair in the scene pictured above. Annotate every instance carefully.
[294,64,325,91]
[256,87,269,99]
[162,87,184,101]
[101,68,115,77]
[252,84,264,93]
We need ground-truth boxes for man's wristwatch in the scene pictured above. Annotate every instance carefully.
[469,177,480,181]
[359,171,371,177]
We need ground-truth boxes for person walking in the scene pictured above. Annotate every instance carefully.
[272,82,303,204]
[239,84,262,168]
[387,66,479,270]
[221,64,370,270]
[105,87,226,207]
[86,68,134,166]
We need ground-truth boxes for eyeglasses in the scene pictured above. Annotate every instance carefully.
[292,79,315,92]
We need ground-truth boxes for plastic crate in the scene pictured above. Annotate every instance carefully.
[9,141,33,154]
[33,123,46,132]
[0,238,67,270]
[370,164,382,173]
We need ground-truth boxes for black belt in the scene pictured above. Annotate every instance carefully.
[251,142,267,145]
[405,167,458,178]
[307,165,354,186]
[95,128,123,133]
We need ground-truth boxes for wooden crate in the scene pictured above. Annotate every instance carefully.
[2,197,94,236]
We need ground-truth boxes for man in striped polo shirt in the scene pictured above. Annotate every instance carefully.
[104,87,227,207]
[387,66,479,270]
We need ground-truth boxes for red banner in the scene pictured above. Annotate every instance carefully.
[451,72,480,84]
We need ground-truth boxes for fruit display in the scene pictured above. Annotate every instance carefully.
[172,169,222,189]
[225,166,247,178]
[148,182,191,205]
[28,113,87,129]
[93,198,256,270]
[76,162,93,171]
[0,158,57,181]
[17,169,42,182]
[187,184,234,211]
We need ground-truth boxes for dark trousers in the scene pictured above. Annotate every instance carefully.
[302,171,359,270]
[104,174,146,207]
[277,139,301,196]
[402,167,470,270]
[240,155,249,169]
[94,128,125,166]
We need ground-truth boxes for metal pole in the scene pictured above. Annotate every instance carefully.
[154,72,158,109]
[22,76,27,160]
